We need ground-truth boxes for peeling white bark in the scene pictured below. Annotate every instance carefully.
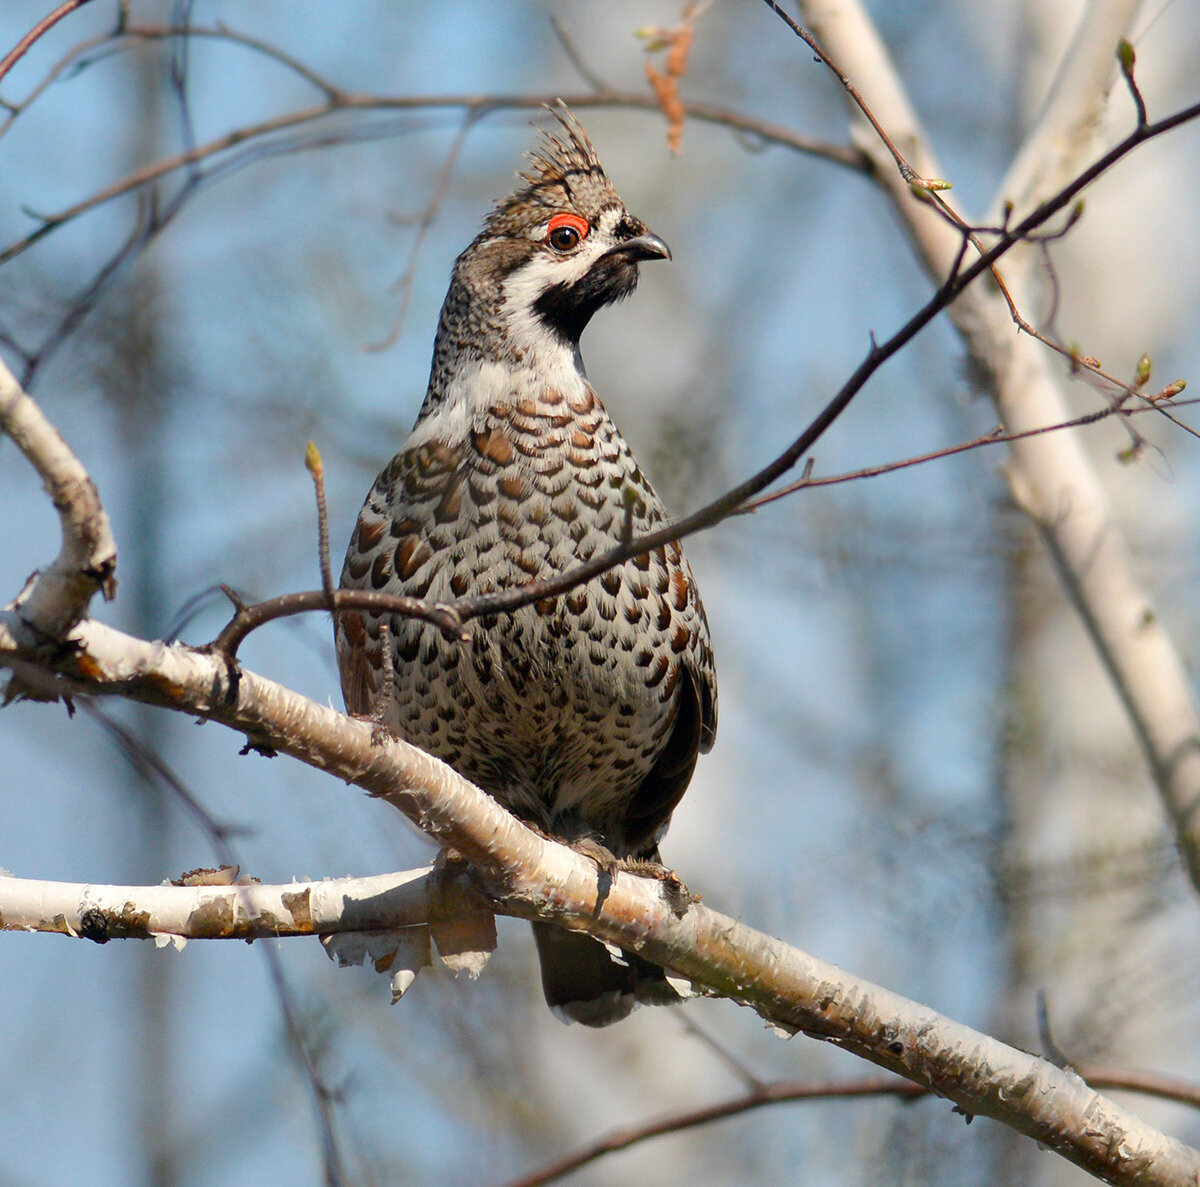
[0,354,117,639]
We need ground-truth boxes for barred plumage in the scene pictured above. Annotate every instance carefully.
[337,107,716,1025]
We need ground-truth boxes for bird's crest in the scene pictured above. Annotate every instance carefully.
[521,103,606,190]
[485,103,620,232]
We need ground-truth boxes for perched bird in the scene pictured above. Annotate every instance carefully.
[337,107,717,1026]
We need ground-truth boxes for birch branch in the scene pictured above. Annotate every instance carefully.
[795,0,1200,888]
[0,634,1194,1187]
[1,382,1198,1184]
[0,867,445,941]
[0,353,116,640]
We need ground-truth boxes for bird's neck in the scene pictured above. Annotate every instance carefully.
[413,277,591,440]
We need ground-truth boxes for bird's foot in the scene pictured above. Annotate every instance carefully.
[614,857,696,916]
[568,836,621,878]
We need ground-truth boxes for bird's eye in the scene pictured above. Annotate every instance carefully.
[546,213,589,252]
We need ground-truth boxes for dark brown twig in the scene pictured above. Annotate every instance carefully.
[510,1049,1200,1187]
[760,1,948,192]
[0,0,95,92]
[504,1078,926,1187]
[205,393,1200,659]
[208,589,466,660]
[760,4,1171,446]
[444,91,1200,628]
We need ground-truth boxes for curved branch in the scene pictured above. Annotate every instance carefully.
[0,613,1197,1184]
[208,587,466,659]
[0,19,865,267]
[0,0,94,91]
[509,1066,1200,1187]
[0,354,116,640]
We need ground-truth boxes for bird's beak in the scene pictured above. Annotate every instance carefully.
[602,232,672,263]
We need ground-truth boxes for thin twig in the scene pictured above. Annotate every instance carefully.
[306,442,334,601]
[549,15,611,92]
[367,107,485,351]
[0,23,866,269]
[75,695,350,1187]
[0,0,95,91]
[504,1079,927,1187]
[371,621,395,745]
[208,589,466,660]
[741,395,1197,510]
[675,1010,767,1092]
[508,1054,1200,1187]
[1117,39,1148,129]
[760,1,948,191]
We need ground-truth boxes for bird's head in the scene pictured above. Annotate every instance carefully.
[449,105,670,357]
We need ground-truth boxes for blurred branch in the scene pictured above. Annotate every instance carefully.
[0,19,865,268]
[509,1077,926,1187]
[82,688,351,1187]
[789,0,1200,902]
[509,1061,1200,1187]
[367,106,481,351]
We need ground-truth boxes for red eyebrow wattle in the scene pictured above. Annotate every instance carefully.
[546,212,589,238]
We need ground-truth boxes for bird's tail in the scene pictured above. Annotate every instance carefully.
[531,921,682,1027]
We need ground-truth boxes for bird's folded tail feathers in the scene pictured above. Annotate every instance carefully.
[531,921,683,1027]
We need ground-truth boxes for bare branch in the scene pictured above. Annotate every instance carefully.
[0,19,866,268]
[0,610,1197,1183]
[0,0,96,92]
[512,1061,1200,1187]
[502,1079,931,1187]
[743,394,1197,510]
[0,355,116,642]
[761,1,948,191]
[305,442,335,601]
[0,866,454,941]
[793,0,1200,905]
[207,587,465,659]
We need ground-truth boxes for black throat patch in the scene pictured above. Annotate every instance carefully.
[532,255,639,344]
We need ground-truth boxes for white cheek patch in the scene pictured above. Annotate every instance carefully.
[503,249,593,308]
[500,247,603,357]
